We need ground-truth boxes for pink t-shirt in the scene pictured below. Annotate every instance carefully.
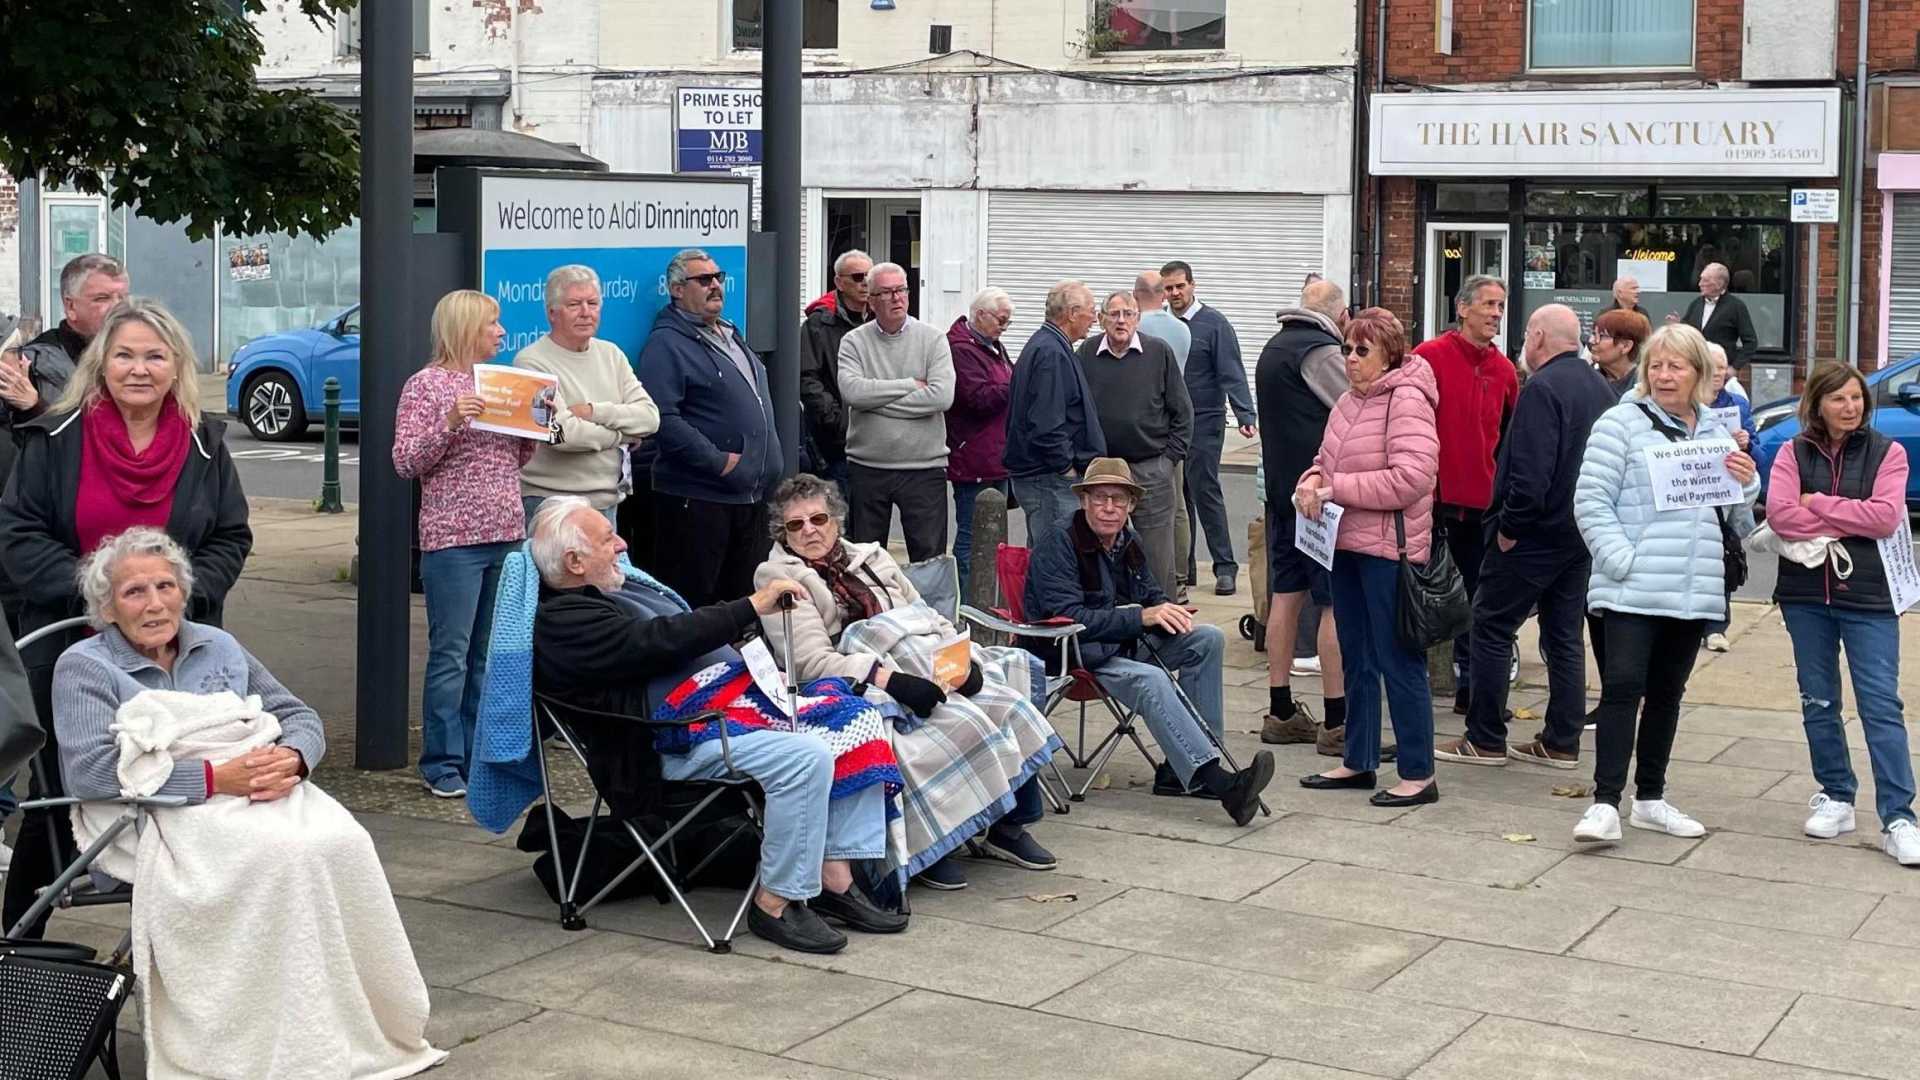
[392,365,536,552]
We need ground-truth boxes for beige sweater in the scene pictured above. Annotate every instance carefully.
[515,335,661,508]
[755,540,959,684]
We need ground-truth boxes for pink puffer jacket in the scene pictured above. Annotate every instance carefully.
[1297,355,1441,562]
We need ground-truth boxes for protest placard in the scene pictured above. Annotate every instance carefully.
[1294,502,1345,572]
[1704,405,1744,439]
[1644,436,1743,512]
[930,633,973,691]
[1880,515,1920,615]
[472,364,560,442]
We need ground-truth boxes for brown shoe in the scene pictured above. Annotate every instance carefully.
[1508,738,1580,770]
[1316,723,1396,762]
[1261,704,1320,744]
[1434,736,1508,767]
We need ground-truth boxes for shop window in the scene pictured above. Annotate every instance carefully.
[1655,189,1791,220]
[1529,0,1692,71]
[1434,184,1510,215]
[1519,219,1787,354]
[1526,186,1651,218]
[731,0,839,51]
[218,223,363,366]
[1090,1,1227,53]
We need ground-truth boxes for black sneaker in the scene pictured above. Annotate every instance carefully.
[748,901,847,954]
[914,855,970,891]
[1221,750,1276,827]
[1151,761,1216,799]
[978,826,1058,871]
[809,885,910,934]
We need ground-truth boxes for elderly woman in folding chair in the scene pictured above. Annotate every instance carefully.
[758,473,1066,893]
[1024,458,1276,826]
[526,497,906,956]
[49,527,443,1079]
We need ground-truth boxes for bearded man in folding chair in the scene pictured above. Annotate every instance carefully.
[528,497,905,955]
[1023,458,1275,825]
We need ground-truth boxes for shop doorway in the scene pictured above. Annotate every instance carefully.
[822,196,922,316]
[39,193,110,320]
[1426,223,1508,346]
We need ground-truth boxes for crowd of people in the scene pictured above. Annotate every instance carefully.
[0,240,1915,1068]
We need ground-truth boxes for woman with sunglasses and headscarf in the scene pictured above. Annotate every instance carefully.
[756,473,1064,894]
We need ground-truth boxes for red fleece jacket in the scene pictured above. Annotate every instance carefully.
[1411,330,1518,511]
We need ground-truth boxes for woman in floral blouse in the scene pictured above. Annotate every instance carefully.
[393,290,534,797]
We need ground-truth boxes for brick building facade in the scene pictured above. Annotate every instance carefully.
[1356,0,1908,391]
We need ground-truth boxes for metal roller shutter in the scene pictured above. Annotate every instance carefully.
[1890,194,1920,364]
[985,190,1325,410]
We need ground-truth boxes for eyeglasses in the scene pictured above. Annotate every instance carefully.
[1592,331,1615,344]
[782,512,833,533]
[988,310,1013,325]
[874,286,910,299]
[1084,492,1134,508]
[1103,310,1139,320]
[1338,343,1374,358]
[843,271,868,283]
[684,271,727,287]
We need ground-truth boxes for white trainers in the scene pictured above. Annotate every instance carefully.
[1574,804,1622,843]
[1289,656,1322,677]
[1805,793,1857,839]
[0,839,11,872]
[1703,633,1730,653]
[1886,821,1920,866]
[1629,799,1707,838]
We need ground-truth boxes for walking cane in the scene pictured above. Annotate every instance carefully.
[778,592,799,725]
[1142,636,1271,818]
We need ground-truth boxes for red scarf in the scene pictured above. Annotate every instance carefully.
[76,397,191,556]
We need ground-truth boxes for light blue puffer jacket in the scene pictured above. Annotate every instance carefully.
[1575,395,1761,621]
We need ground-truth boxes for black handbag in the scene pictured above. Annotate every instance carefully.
[1392,508,1472,652]
[1635,404,1748,592]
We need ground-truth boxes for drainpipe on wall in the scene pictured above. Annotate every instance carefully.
[1349,0,1366,301]
[1848,0,1869,367]
[1369,0,1388,308]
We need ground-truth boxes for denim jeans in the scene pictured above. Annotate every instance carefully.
[661,729,887,900]
[953,479,1008,596]
[418,540,518,785]
[1330,551,1434,780]
[1781,603,1917,829]
[1012,473,1079,548]
[1095,625,1227,787]
[522,496,617,531]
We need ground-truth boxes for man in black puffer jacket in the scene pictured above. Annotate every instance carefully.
[797,250,871,486]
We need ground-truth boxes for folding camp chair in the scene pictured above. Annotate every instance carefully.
[531,693,764,954]
[961,544,1267,816]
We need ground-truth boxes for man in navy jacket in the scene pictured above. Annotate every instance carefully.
[635,248,781,608]
[1437,304,1616,770]
[1004,280,1105,542]
[1162,261,1255,596]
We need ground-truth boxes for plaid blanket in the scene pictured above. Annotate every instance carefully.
[840,603,1065,878]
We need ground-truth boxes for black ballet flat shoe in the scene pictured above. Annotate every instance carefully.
[1369,783,1439,808]
[1299,770,1377,791]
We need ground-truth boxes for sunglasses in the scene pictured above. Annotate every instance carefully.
[843,271,868,283]
[685,271,727,287]
[1338,343,1374,358]
[782,512,833,533]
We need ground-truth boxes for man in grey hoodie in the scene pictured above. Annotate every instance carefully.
[836,262,957,561]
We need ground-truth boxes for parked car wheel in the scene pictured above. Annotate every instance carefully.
[242,370,309,441]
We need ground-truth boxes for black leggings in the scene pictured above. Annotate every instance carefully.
[1591,611,1705,809]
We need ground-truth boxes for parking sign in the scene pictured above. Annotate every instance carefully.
[1791,188,1840,224]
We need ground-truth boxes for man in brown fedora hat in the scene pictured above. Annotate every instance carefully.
[1024,458,1275,826]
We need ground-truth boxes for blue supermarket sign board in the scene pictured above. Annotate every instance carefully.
[675,85,763,173]
[468,171,751,362]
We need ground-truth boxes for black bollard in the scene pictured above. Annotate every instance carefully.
[315,376,344,514]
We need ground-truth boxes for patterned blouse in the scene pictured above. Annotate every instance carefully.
[393,364,536,552]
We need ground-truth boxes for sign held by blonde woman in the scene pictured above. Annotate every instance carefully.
[470,363,559,441]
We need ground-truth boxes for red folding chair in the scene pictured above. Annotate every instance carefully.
[957,543,1161,803]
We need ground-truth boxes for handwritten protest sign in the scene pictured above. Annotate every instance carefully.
[1881,516,1920,615]
[1644,436,1743,512]
[472,364,560,441]
[930,633,973,691]
[740,636,793,721]
[1294,502,1345,572]
[1704,405,1744,439]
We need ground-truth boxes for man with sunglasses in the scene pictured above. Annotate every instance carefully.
[636,248,781,608]
[800,249,873,489]
[836,262,956,562]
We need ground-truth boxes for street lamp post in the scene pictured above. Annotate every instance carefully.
[762,0,802,476]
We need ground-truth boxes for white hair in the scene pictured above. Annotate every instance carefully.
[78,527,195,631]
[869,262,907,286]
[1045,280,1092,321]
[833,249,872,277]
[544,265,601,310]
[968,286,1012,321]
[1706,342,1729,369]
[528,496,597,586]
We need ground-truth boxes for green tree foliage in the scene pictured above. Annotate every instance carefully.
[0,0,361,240]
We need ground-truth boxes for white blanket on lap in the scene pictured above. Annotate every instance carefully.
[73,689,446,1080]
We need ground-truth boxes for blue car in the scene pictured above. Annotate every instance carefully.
[1750,351,1920,510]
[226,305,361,441]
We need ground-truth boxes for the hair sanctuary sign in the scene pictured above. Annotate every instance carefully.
[1370,88,1841,178]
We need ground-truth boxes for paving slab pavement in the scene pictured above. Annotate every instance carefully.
[11,497,1920,1078]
